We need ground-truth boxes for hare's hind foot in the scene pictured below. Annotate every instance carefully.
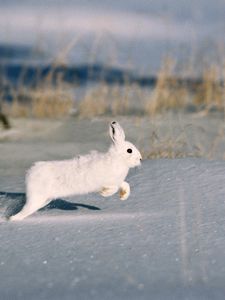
[99,186,118,197]
[9,198,48,221]
[10,212,27,221]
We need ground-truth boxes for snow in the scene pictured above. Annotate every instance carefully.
[1,118,225,299]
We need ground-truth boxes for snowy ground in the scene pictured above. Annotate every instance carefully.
[1,117,225,299]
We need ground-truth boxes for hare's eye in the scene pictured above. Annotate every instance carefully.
[127,148,132,153]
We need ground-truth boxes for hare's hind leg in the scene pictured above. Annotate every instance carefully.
[10,197,48,221]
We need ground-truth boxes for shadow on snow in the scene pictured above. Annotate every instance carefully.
[0,191,100,219]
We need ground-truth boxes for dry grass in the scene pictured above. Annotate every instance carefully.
[138,118,225,160]
[110,85,130,116]
[0,53,225,119]
[140,127,202,159]
[144,58,188,116]
[76,58,225,118]
[78,84,109,117]
[193,65,225,111]
[77,83,133,117]
[3,86,73,118]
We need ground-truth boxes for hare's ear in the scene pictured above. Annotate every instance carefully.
[109,121,125,144]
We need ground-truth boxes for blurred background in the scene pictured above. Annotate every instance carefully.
[0,0,225,159]
[0,0,224,72]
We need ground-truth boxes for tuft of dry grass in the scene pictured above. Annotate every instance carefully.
[78,84,109,117]
[193,65,225,112]
[4,87,73,118]
[77,83,133,118]
[137,113,225,160]
[144,58,188,116]
[141,129,202,159]
[110,85,132,116]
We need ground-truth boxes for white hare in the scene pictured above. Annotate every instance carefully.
[10,121,142,221]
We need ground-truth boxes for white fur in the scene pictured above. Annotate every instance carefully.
[10,121,142,221]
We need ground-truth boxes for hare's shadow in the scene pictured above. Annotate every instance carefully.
[0,192,100,218]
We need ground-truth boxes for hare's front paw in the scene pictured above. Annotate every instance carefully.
[119,181,130,201]
[100,186,118,197]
